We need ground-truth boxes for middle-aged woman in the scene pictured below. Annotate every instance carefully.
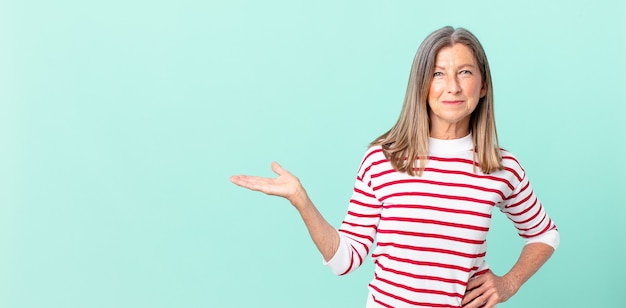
[230,26,559,308]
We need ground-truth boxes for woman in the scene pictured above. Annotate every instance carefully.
[230,26,559,308]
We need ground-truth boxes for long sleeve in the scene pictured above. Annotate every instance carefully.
[325,147,384,275]
[499,155,559,249]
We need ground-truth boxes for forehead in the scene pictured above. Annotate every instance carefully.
[434,43,478,65]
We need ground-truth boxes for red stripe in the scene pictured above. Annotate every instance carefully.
[371,167,516,192]
[380,191,495,206]
[358,148,384,174]
[354,187,376,199]
[369,284,459,308]
[339,229,374,244]
[371,294,394,308]
[506,198,538,216]
[349,199,380,208]
[502,154,520,165]
[375,273,463,298]
[505,181,530,200]
[377,262,468,286]
[503,166,523,181]
[377,229,485,245]
[502,155,525,175]
[354,245,363,266]
[364,148,384,162]
[346,210,379,219]
[511,204,542,224]
[339,231,371,254]
[339,248,354,276]
[376,242,486,259]
[425,167,515,190]
[520,220,555,238]
[384,203,491,218]
[516,214,547,232]
[361,150,523,187]
[341,244,364,276]
[429,155,479,166]
[506,188,533,208]
[372,253,474,272]
[371,168,396,179]
[373,179,507,200]
[470,268,490,278]
[380,216,490,232]
[341,221,378,229]
[362,159,388,180]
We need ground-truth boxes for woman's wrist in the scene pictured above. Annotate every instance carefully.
[289,184,310,211]
[501,272,521,295]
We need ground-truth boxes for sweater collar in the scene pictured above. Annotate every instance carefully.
[428,133,474,154]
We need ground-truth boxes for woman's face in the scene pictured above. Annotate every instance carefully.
[427,43,486,137]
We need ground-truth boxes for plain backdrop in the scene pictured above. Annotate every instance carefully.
[1,0,625,307]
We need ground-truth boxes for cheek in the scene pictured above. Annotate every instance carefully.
[428,83,443,100]
[466,80,483,100]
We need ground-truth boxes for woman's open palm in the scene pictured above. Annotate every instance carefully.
[230,162,303,204]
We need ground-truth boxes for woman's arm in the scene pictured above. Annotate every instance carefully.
[461,242,555,308]
[230,162,340,261]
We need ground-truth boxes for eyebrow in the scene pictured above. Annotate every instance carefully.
[434,64,477,70]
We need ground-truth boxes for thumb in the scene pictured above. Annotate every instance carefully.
[271,161,289,176]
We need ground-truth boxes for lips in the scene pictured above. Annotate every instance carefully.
[441,100,464,104]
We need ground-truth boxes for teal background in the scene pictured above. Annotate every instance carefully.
[1,0,624,307]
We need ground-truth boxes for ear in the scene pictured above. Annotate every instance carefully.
[480,82,487,98]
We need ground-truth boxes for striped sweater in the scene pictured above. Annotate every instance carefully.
[325,134,559,308]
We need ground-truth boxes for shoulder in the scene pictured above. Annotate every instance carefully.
[498,148,526,182]
[356,145,389,179]
[499,148,523,168]
[361,145,386,162]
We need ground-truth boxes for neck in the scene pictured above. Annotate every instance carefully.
[429,114,471,139]
[429,126,470,139]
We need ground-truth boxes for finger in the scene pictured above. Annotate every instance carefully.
[462,290,483,307]
[230,175,273,191]
[230,175,257,185]
[482,295,498,308]
[271,161,290,176]
[463,294,488,308]
[466,275,486,290]
[461,297,479,308]
[230,175,246,185]
[230,175,257,190]
[462,292,478,306]
[462,285,484,306]
[463,277,487,306]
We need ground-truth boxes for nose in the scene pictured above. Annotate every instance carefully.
[447,75,461,94]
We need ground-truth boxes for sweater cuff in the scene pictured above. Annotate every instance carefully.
[524,229,560,250]
[322,231,351,275]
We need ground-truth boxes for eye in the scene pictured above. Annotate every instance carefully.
[459,70,472,75]
[433,71,444,77]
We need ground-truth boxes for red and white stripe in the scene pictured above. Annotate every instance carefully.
[325,139,558,308]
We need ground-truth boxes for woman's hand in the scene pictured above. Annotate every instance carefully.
[461,270,517,308]
[230,162,307,209]
[231,162,339,260]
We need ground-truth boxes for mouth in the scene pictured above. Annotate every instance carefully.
[441,100,464,105]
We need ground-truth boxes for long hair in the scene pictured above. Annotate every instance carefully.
[372,26,502,176]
